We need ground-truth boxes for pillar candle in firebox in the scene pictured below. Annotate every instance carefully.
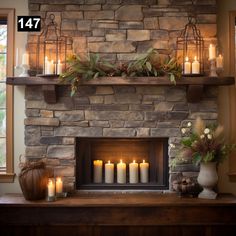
[93,160,103,183]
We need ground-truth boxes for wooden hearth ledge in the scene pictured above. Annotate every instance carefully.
[0,193,236,235]
[7,76,235,104]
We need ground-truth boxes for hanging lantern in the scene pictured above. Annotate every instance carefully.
[176,17,204,75]
[36,14,72,75]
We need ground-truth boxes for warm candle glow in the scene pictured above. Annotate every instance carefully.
[185,56,189,62]
[56,177,63,194]
[184,56,191,74]
[108,160,110,164]
[133,160,136,163]
[143,160,145,163]
[192,56,200,74]
[120,159,123,163]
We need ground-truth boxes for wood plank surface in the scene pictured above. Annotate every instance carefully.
[6,76,235,86]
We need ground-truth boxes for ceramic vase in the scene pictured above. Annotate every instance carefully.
[197,162,218,199]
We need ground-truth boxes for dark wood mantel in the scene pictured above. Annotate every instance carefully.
[1,193,236,236]
[6,76,235,104]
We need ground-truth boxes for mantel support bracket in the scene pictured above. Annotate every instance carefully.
[187,85,204,103]
[42,85,57,104]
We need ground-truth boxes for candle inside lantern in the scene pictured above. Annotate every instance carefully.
[93,160,103,183]
[22,52,29,65]
[117,160,126,184]
[184,56,191,74]
[57,59,63,74]
[209,44,216,60]
[56,177,63,194]
[105,160,114,184]
[47,179,55,197]
[216,54,223,69]
[140,160,149,183]
[192,56,200,74]
[48,60,54,74]
[129,160,139,184]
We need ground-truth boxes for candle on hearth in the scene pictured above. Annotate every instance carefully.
[57,59,62,74]
[117,160,126,184]
[184,56,191,74]
[129,160,138,184]
[93,160,103,183]
[140,160,149,183]
[22,52,29,65]
[105,160,114,184]
[216,54,223,69]
[56,177,63,194]
[209,44,216,60]
[192,56,200,74]
[47,179,55,197]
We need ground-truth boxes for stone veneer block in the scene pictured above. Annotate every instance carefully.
[127,30,151,41]
[47,145,75,159]
[24,118,59,126]
[115,5,143,21]
[54,166,75,177]
[85,111,144,120]
[96,86,114,95]
[103,128,136,137]
[88,41,136,53]
[159,17,188,30]
[55,111,84,122]
[25,146,47,158]
[84,10,114,20]
[55,126,103,137]
[144,17,159,29]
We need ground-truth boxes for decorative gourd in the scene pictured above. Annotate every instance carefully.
[18,156,48,200]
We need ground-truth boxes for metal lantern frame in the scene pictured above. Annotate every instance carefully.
[176,17,204,75]
[36,13,71,75]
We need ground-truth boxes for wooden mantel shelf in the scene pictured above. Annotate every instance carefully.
[6,76,235,104]
[1,193,236,235]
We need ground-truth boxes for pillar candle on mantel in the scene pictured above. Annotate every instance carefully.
[129,160,139,184]
[209,44,216,60]
[216,54,223,69]
[56,177,63,194]
[140,160,149,183]
[117,160,126,184]
[22,52,29,65]
[93,160,103,183]
[47,179,55,197]
[105,160,114,184]
[184,56,191,74]
[57,59,63,74]
[192,56,200,74]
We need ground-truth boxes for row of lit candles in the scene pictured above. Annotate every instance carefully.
[183,44,223,74]
[47,177,63,197]
[44,56,62,75]
[93,160,149,184]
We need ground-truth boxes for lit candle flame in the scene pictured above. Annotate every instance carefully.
[185,56,189,62]
[120,159,122,163]
[108,160,110,164]
[133,160,136,163]
[143,160,145,163]
[194,56,197,61]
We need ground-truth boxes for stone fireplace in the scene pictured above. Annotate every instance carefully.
[24,84,218,191]
[24,0,217,191]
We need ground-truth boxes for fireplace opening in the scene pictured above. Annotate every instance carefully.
[76,138,169,190]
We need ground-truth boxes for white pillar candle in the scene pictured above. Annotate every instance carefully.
[140,160,149,183]
[47,179,55,197]
[117,160,126,184]
[105,160,114,184]
[184,56,191,74]
[192,56,200,74]
[93,160,103,183]
[22,53,29,65]
[209,44,216,60]
[56,177,63,194]
[47,60,54,74]
[57,59,63,74]
[216,54,223,69]
[129,160,139,184]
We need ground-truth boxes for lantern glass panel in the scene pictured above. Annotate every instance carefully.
[36,14,71,75]
[176,17,204,75]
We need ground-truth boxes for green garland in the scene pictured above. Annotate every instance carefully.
[60,48,182,96]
